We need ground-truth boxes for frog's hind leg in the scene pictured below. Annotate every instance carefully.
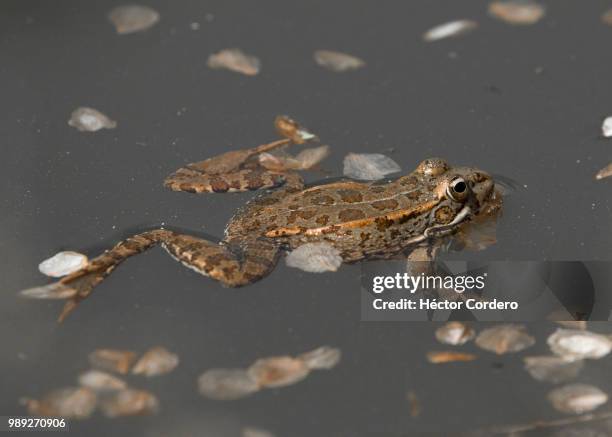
[24,230,280,322]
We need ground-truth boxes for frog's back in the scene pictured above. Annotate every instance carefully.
[224,178,436,245]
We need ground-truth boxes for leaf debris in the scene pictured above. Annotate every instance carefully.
[38,251,88,278]
[343,153,401,181]
[68,107,117,132]
[475,324,535,354]
[313,50,365,72]
[488,1,545,25]
[423,20,478,42]
[548,384,608,414]
[285,243,343,273]
[207,49,261,76]
[108,5,160,34]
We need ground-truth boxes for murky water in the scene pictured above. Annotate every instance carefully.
[1,0,612,435]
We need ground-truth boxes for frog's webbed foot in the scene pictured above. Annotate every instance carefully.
[164,116,323,194]
[21,230,280,322]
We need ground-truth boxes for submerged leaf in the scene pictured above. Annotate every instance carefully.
[475,324,535,354]
[595,163,612,180]
[38,251,88,278]
[285,243,343,273]
[423,20,477,42]
[89,349,137,375]
[247,356,310,388]
[298,346,342,370]
[108,5,160,34]
[343,153,401,181]
[197,369,260,400]
[435,322,475,345]
[78,370,127,392]
[99,389,159,418]
[132,346,179,377]
[207,49,260,76]
[68,107,117,132]
[23,387,97,419]
[548,384,608,414]
[313,50,365,72]
[548,329,612,360]
[523,355,584,384]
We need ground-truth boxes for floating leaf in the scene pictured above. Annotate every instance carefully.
[548,384,608,414]
[247,356,310,388]
[207,49,260,76]
[475,324,535,354]
[547,329,612,360]
[132,346,179,377]
[285,243,343,273]
[99,389,159,418]
[259,146,329,172]
[595,163,612,181]
[435,322,475,345]
[89,349,137,375]
[523,356,584,384]
[78,370,127,392]
[197,369,260,400]
[298,346,341,370]
[38,251,88,278]
[488,1,545,25]
[274,115,316,144]
[23,387,97,419]
[343,153,401,181]
[68,107,117,132]
[423,20,478,42]
[313,50,365,72]
[108,5,160,34]
[426,351,477,363]
[294,145,330,169]
[602,116,612,138]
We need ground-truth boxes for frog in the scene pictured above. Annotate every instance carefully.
[23,116,500,321]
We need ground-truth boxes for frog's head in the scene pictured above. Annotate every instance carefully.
[414,158,498,236]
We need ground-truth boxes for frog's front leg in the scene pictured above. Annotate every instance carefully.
[22,230,280,322]
[165,116,320,194]
[164,138,296,193]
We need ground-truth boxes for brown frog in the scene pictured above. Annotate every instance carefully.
[24,117,500,321]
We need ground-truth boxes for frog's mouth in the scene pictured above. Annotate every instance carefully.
[406,205,472,245]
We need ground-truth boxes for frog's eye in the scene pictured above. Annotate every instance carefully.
[446,177,469,201]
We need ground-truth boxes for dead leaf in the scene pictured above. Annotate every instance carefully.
[89,349,137,375]
[207,49,260,76]
[108,5,160,34]
[313,50,365,72]
[475,324,535,354]
[426,351,477,363]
